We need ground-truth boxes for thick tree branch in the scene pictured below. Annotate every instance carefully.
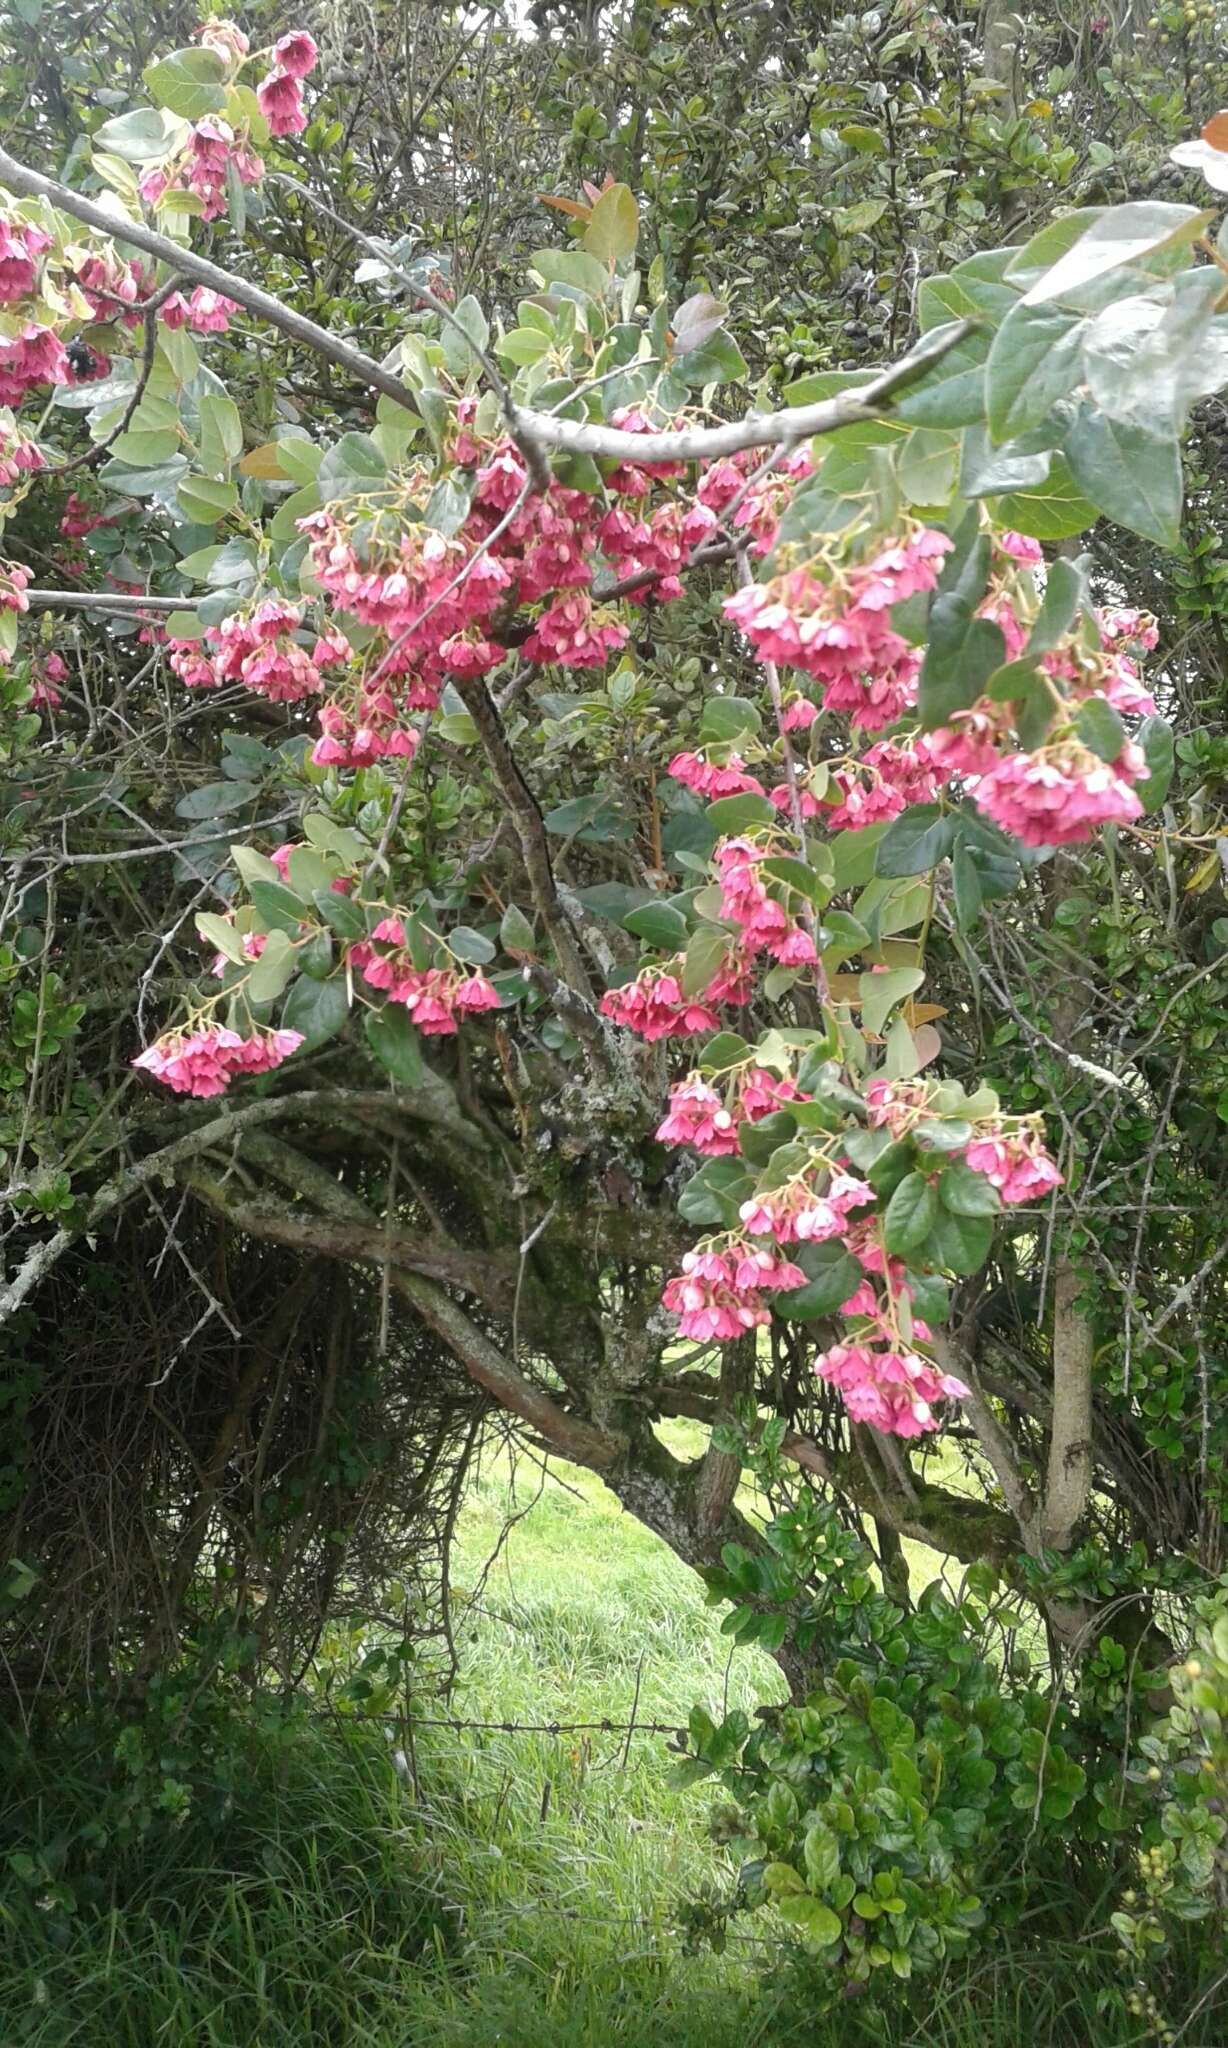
[0,145,973,467]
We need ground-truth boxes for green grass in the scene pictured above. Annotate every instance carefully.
[0,1439,1208,2045]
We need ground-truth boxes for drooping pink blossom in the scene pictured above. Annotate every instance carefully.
[963,1128,1062,1205]
[257,68,308,135]
[272,29,319,76]
[974,738,1145,846]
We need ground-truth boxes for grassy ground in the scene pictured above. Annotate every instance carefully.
[0,1434,1196,2046]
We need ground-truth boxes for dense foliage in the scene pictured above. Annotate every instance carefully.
[2,0,1228,2034]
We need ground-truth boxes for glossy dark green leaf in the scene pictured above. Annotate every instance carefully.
[875,804,957,876]
[365,1003,428,1087]
[282,973,350,1051]
[1135,715,1175,813]
[1063,406,1182,548]
[883,1170,938,1254]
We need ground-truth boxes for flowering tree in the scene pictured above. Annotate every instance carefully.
[3,5,1228,1718]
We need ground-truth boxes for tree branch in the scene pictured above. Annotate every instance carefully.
[0,145,974,467]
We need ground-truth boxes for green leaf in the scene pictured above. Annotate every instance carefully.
[583,184,639,264]
[1019,201,1212,308]
[883,1171,939,1254]
[952,843,984,932]
[624,901,689,950]
[917,598,1005,730]
[365,1004,428,1087]
[985,299,1087,443]
[677,1156,753,1227]
[830,823,888,892]
[929,1207,995,1276]
[318,432,390,503]
[500,904,536,953]
[1004,209,1105,287]
[497,326,551,367]
[1135,715,1175,813]
[174,779,257,821]
[1074,694,1125,763]
[897,429,960,509]
[1063,407,1182,548]
[890,322,992,431]
[440,293,491,376]
[424,471,477,535]
[448,924,496,966]
[776,1245,861,1321]
[1026,556,1086,655]
[681,924,729,999]
[875,805,957,877]
[988,453,1097,542]
[195,912,246,964]
[177,474,239,525]
[803,1825,842,1890]
[312,889,368,941]
[92,106,190,162]
[776,1895,843,1945]
[939,1159,1002,1217]
[143,46,227,120]
[706,791,775,834]
[247,930,296,1004]
[282,974,350,1051]
[198,393,243,480]
[860,966,924,1036]
[249,880,309,934]
[699,694,762,742]
[958,424,1050,499]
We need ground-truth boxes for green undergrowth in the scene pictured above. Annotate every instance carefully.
[0,1440,1207,2045]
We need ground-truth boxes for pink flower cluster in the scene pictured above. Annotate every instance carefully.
[964,1127,1062,1204]
[723,526,952,730]
[132,1023,303,1097]
[350,918,500,1033]
[161,287,240,335]
[257,30,319,138]
[0,212,50,303]
[739,1168,873,1243]
[715,837,815,964]
[139,116,264,221]
[668,749,763,798]
[816,1332,969,1438]
[828,735,939,831]
[655,1065,803,1154]
[694,444,814,556]
[29,649,67,708]
[974,737,1145,846]
[0,410,44,486]
[600,965,723,1042]
[661,1242,806,1341]
[0,323,69,406]
[177,602,324,701]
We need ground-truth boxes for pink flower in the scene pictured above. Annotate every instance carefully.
[272,30,319,76]
[816,1336,968,1437]
[257,68,307,136]
[168,637,220,689]
[0,323,69,405]
[523,591,628,669]
[0,214,50,302]
[188,287,238,334]
[963,1129,1062,1205]
[132,1023,303,1097]
[974,738,1145,847]
[159,292,190,330]
[996,530,1044,564]
[198,19,249,65]
[599,968,719,1042]
[453,973,501,1012]
[656,1076,740,1156]
[668,750,764,798]
[780,694,818,731]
